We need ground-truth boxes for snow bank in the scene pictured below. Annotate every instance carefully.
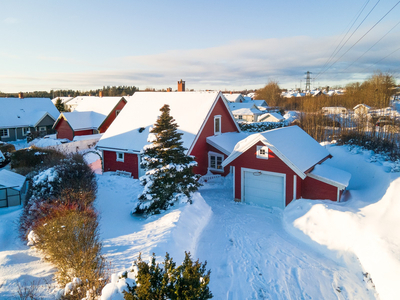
[284,145,400,300]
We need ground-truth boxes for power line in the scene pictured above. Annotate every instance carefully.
[361,45,400,74]
[316,0,371,78]
[316,0,400,80]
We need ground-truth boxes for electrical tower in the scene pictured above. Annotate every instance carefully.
[305,71,312,91]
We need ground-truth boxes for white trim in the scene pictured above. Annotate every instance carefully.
[0,128,10,138]
[293,175,297,201]
[187,91,241,155]
[34,112,56,127]
[241,167,286,208]
[38,126,47,132]
[116,152,124,162]
[208,151,224,172]
[337,187,340,202]
[231,166,235,202]
[256,145,269,159]
[205,136,231,156]
[214,115,221,135]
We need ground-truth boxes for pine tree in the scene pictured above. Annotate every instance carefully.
[134,104,201,215]
[55,98,65,112]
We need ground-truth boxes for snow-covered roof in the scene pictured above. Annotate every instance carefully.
[96,91,234,153]
[51,97,73,104]
[57,111,106,130]
[223,93,245,102]
[253,100,268,107]
[0,169,26,191]
[221,126,330,179]
[229,102,257,110]
[308,163,351,189]
[0,98,60,128]
[206,132,251,155]
[353,104,371,110]
[259,112,284,122]
[231,107,264,116]
[74,96,124,116]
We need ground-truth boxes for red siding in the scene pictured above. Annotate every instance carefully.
[55,118,74,141]
[99,99,126,133]
[103,150,139,178]
[302,177,338,201]
[190,96,239,175]
[226,141,297,206]
[75,129,94,136]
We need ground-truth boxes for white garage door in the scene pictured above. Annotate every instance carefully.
[243,170,285,209]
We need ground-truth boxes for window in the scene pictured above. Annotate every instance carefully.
[208,151,224,172]
[238,115,243,120]
[22,127,30,136]
[116,110,121,117]
[39,126,47,132]
[0,129,9,138]
[214,115,221,135]
[256,146,269,159]
[116,152,124,162]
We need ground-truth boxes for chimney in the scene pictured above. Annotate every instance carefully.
[178,79,185,92]
[167,87,172,92]
[99,90,103,98]
[18,92,24,99]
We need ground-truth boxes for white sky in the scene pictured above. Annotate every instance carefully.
[0,0,399,92]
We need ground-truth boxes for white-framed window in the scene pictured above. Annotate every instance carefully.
[116,110,121,117]
[238,115,243,120]
[116,152,124,162]
[22,127,30,136]
[39,126,47,132]
[0,129,10,138]
[208,151,224,172]
[256,145,269,159]
[214,115,221,135]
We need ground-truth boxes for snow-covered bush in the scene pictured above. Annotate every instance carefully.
[117,252,212,300]
[134,104,201,215]
[33,207,107,299]
[239,121,285,133]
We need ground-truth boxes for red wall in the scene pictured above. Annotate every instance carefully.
[55,118,74,141]
[99,99,126,133]
[226,141,298,206]
[75,129,94,136]
[190,96,239,175]
[103,150,139,178]
[302,176,338,202]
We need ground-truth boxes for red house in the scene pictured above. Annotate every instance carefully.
[218,126,351,208]
[96,91,240,178]
[53,96,127,140]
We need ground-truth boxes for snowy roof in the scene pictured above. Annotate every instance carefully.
[57,111,106,130]
[229,102,258,110]
[260,112,284,122]
[222,126,330,179]
[308,163,351,189]
[207,132,251,155]
[51,97,73,104]
[74,96,125,116]
[253,100,268,107]
[223,93,244,102]
[353,104,371,110]
[96,91,234,153]
[0,98,60,128]
[231,107,264,116]
[0,169,26,191]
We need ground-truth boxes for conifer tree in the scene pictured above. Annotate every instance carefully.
[55,98,66,112]
[134,104,201,215]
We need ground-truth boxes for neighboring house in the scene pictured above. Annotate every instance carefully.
[0,169,26,208]
[353,104,372,117]
[0,97,60,142]
[258,112,284,123]
[53,96,127,140]
[51,96,74,107]
[228,103,265,122]
[216,126,350,209]
[252,100,268,108]
[223,93,247,103]
[322,107,348,115]
[96,91,240,178]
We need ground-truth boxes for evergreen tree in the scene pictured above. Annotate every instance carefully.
[55,97,65,112]
[134,104,201,215]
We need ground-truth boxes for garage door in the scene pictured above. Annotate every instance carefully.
[243,170,285,209]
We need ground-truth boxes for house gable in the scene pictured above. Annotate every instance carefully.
[55,116,74,140]
[98,98,127,133]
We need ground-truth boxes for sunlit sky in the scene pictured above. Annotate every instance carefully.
[1,0,399,92]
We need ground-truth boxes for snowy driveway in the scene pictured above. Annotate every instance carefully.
[195,182,375,300]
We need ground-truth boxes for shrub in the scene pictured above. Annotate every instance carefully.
[0,142,15,167]
[11,146,66,175]
[33,206,107,298]
[19,153,97,238]
[124,252,212,300]
[239,122,285,133]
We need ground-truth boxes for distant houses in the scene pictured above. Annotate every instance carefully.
[0,95,60,142]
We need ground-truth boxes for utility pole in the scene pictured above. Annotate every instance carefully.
[305,71,312,91]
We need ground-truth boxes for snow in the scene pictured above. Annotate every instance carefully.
[96,91,227,153]
[58,111,107,130]
[2,144,400,299]
[74,96,123,116]
[0,169,26,190]
[309,163,351,188]
[73,133,103,141]
[222,126,330,177]
[31,137,62,148]
[0,98,60,128]
[206,131,251,155]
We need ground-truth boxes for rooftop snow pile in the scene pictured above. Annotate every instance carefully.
[0,169,26,190]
